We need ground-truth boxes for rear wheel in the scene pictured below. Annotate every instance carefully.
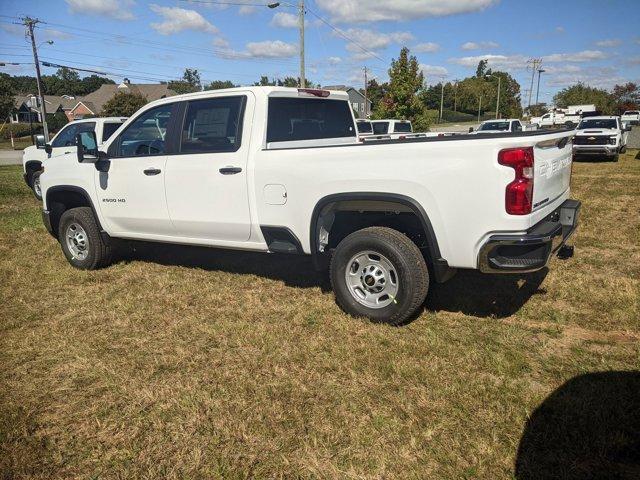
[59,207,112,270]
[330,227,429,325]
[31,171,43,200]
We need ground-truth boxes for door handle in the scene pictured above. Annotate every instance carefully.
[143,168,161,176]
[219,166,242,175]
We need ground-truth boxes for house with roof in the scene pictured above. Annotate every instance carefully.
[68,80,176,120]
[322,85,372,119]
[11,94,78,123]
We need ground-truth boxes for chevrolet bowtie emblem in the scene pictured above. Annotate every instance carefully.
[588,137,596,140]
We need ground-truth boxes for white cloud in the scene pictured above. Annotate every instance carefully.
[414,42,440,53]
[43,29,73,40]
[544,50,606,62]
[336,28,413,59]
[239,5,256,15]
[449,53,528,69]
[595,39,622,48]
[150,4,218,35]
[328,56,342,64]
[65,0,135,21]
[546,66,624,90]
[461,40,499,50]
[315,0,499,23]
[213,37,230,48]
[245,40,298,58]
[270,12,308,28]
[420,64,449,79]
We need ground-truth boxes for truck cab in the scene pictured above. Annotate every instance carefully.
[23,117,126,199]
[472,119,524,134]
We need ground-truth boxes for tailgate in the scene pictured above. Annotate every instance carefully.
[532,134,573,211]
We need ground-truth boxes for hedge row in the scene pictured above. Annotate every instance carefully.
[0,123,44,140]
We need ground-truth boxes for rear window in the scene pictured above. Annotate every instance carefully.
[102,122,122,141]
[267,97,355,143]
[624,111,639,115]
[393,122,412,133]
[479,121,509,131]
[356,121,372,134]
[372,122,389,134]
[578,119,617,129]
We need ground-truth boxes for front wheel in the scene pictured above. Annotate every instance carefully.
[330,227,429,325]
[31,171,43,201]
[58,207,112,270]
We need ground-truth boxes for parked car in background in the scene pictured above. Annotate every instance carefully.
[371,119,413,135]
[621,110,640,126]
[23,117,126,200]
[531,104,597,129]
[573,116,631,162]
[39,86,580,325]
[470,119,526,134]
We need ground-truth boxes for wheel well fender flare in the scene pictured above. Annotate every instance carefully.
[45,185,105,232]
[309,192,443,262]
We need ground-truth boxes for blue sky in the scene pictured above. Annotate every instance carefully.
[1,0,639,104]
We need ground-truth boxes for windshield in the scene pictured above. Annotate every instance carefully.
[623,111,639,115]
[356,121,372,133]
[479,121,509,131]
[372,122,389,134]
[578,119,617,129]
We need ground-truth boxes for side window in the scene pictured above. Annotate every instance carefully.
[51,122,95,147]
[372,122,389,135]
[102,122,122,142]
[115,103,174,157]
[266,97,356,143]
[180,96,245,154]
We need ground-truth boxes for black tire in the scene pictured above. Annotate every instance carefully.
[612,154,619,163]
[31,171,43,200]
[330,227,429,325]
[58,207,112,270]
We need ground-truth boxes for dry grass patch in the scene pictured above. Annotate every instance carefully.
[1,152,639,479]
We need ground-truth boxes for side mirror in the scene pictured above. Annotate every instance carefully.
[35,134,46,149]
[75,131,99,163]
[44,144,52,155]
[468,127,474,133]
[76,131,110,172]
[624,124,632,132]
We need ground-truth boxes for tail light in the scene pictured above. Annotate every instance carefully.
[498,147,534,215]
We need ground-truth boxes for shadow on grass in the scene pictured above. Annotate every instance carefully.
[573,155,618,163]
[118,241,331,291]
[515,371,640,480]
[117,242,548,319]
[425,268,548,319]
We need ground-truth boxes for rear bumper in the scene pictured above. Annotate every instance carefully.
[478,199,581,273]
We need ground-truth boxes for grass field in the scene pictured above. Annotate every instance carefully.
[1,152,639,479]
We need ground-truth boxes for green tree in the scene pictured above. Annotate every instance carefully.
[612,82,639,113]
[101,91,148,117]
[374,47,430,130]
[0,75,15,121]
[553,83,616,114]
[77,75,115,95]
[475,59,488,78]
[168,68,202,94]
[360,79,388,113]
[206,80,237,90]
[46,110,69,132]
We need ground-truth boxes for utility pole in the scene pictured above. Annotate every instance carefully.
[23,16,49,142]
[439,80,445,123]
[495,75,501,119]
[535,69,545,105]
[298,0,305,88]
[453,79,459,112]
[526,58,542,114]
[363,66,368,119]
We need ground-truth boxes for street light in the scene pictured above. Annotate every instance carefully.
[485,74,501,119]
[268,1,305,88]
[535,69,546,105]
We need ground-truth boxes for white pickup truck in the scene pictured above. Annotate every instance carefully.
[573,116,631,161]
[621,110,640,126]
[531,105,597,129]
[40,87,581,325]
[23,117,126,199]
[470,119,527,134]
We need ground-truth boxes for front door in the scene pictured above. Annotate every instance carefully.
[95,103,176,236]
[164,94,252,241]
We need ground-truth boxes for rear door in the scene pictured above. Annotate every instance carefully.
[50,121,95,157]
[164,93,252,241]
